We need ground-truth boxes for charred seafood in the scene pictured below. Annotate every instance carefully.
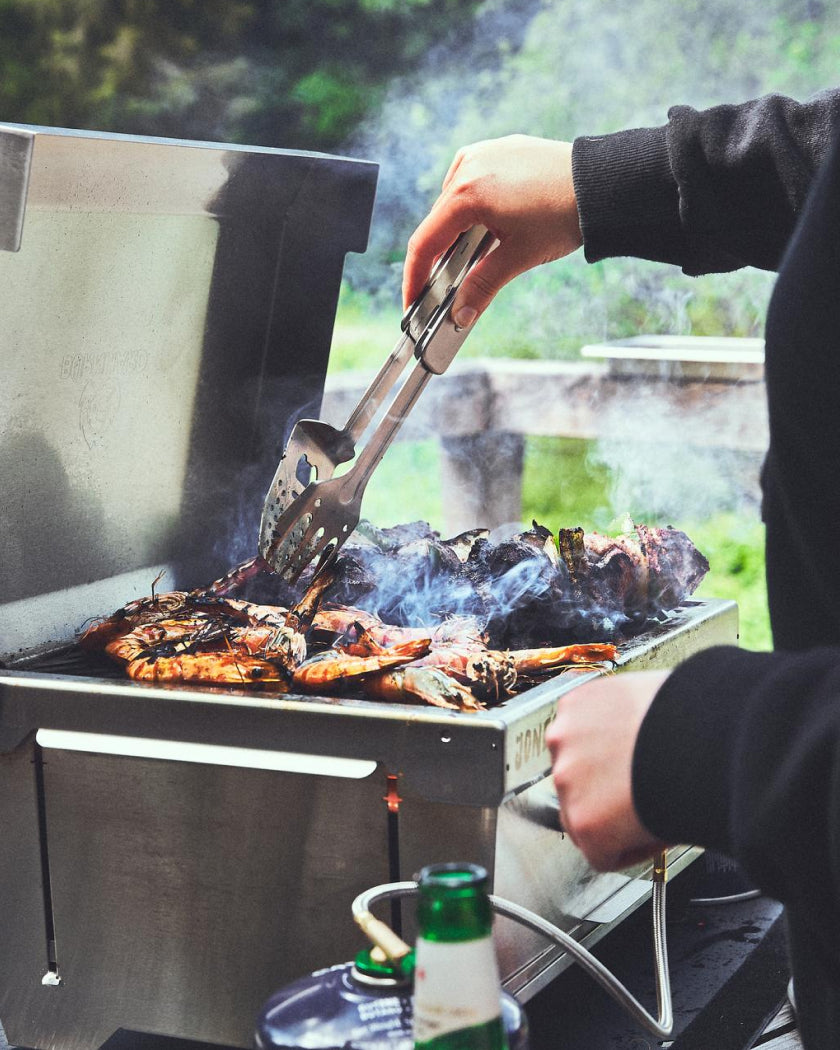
[236,517,709,648]
[78,518,707,710]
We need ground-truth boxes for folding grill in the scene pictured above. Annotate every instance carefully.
[0,124,738,1050]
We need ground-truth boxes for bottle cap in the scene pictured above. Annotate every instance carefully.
[351,946,414,987]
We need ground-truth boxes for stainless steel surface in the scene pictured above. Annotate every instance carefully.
[0,123,377,657]
[259,333,414,527]
[256,327,416,578]
[0,598,736,1050]
[0,126,33,251]
[0,124,738,1050]
[0,598,737,806]
[259,226,494,580]
[401,225,495,374]
[0,744,392,1050]
[0,745,48,986]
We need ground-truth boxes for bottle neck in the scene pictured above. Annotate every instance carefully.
[416,862,493,943]
[417,896,492,942]
[412,864,508,1048]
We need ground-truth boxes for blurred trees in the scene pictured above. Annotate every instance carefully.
[4,0,838,342]
[346,0,840,332]
[0,0,481,150]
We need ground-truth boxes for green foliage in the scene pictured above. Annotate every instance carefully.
[521,436,613,529]
[4,0,818,656]
[329,284,402,372]
[355,439,444,527]
[345,0,839,350]
[689,515,770,652]
[0,0,482,150]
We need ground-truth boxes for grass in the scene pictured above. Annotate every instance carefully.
[329,288,772,653]
[689,515,770,651]
[327,291,400,373]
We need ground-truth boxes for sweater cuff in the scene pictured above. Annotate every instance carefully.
[631,645,751,853]
[572,125,686,267]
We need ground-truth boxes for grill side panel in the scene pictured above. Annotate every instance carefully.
[1,749,391,1050]
[0,742,53,1029]
[0,127,378,657]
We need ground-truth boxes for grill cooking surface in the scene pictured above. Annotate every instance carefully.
[2,644,124,678]
[0,597,737,807]
[3,599,720,701]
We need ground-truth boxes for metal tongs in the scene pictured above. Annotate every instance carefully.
[259,224,496,581]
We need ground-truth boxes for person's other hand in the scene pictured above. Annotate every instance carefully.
[402,134,583,325]
[546,670,670,871]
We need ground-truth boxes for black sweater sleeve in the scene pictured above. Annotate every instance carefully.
[632,644,840,920]
[572,89,840,275]
[632,641,840,1043]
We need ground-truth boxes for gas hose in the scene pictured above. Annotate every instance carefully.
[352,849,672,1040]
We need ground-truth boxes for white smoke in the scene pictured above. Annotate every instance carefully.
[337,0,836,530]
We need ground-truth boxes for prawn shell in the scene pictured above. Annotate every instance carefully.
[510,643,618,673]
[412,646,516,703]
[292,649,417,694]
[79,591,190,651]
[362,666,485,712]
[126,652,287,685]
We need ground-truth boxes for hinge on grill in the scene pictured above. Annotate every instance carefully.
[0,126,34,252]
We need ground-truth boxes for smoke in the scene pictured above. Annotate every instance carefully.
[333,0,839,532]
[591,389,765,522]
[343,0,838,299]
[341,0,547,301]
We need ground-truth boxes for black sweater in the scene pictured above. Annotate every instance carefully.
[572,90,840,1050]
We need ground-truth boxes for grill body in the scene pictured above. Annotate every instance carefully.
[0,123,737,1050]
[0,598,736,1050]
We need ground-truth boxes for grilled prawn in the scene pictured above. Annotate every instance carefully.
[80,591,307,682]
[509,643,619,673]
[292,637,431,693]
[312,605,485,650]
[409,646,517,704]
[128,651,286,684]
[361,665,484,712]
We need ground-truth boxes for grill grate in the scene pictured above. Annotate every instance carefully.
[1,643,124,679]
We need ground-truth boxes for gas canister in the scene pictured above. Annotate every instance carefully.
[254,947,528,1050]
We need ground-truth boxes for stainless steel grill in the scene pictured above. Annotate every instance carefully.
[0,123,737,1050]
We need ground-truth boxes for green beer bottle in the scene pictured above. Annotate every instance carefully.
[413,862,509,1050]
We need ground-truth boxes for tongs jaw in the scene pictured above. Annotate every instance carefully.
[259,225,496,582]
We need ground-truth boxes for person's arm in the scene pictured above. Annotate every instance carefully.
[547,645,840,911]
[403,89,840,323]
[575,89,840,275]
[632,645,840,914]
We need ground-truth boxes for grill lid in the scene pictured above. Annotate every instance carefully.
[0,123,378,658]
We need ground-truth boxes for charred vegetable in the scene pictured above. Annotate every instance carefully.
[78,517,706,709]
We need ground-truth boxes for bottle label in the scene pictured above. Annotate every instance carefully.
[413,936,503,1042]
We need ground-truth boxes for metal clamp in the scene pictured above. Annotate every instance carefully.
[402,225,496,374]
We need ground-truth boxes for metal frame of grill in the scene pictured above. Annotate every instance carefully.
[0,123,738,1050]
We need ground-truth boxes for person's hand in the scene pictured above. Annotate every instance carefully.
[546,670,670,871]
[402,134,583,325]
